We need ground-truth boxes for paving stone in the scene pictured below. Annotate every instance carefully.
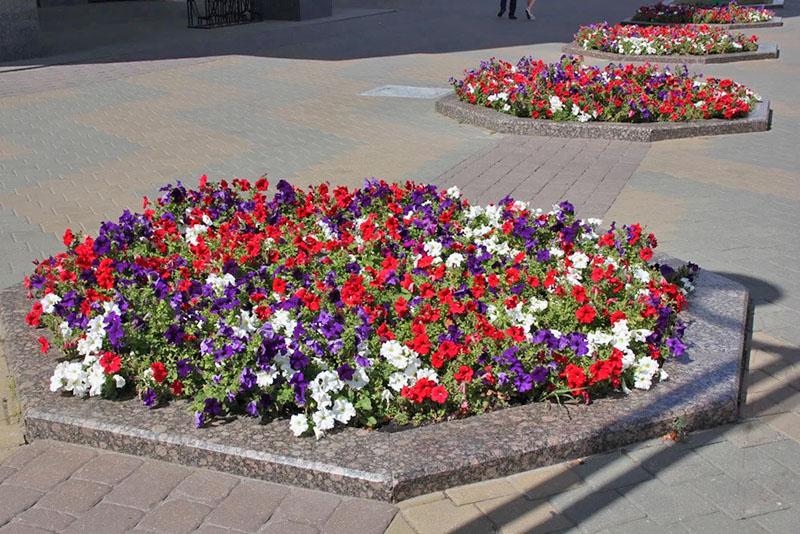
[596,516,690,534]
[401,499,494,534]
[679,511,769,534]
[548,487,646,533]
[203,480,288,532]
[384,513,417,534]
[0,522,52,534]
[680,473,788,520]
[766,411,800,441]
[618,478,716,525]
[259,520,319,533]
[15,506,75,531]
[397,491,447,510]
[323,497,397,534]
[692,440,788,482]
[0,467,15,484]
[104,460,191,510]
[271,487,340,527]
[170,469,239,506]
[0,441,49,470]
[0,484,42,525]
[136,498,212,534]
[722,418,786,448]
[62,502,144,534]
[506,462,584,500]
[569,451,653,490]
[474,494,574,534]
[72,452,143,485]
[3,443,96,491]
[35,477,109,514]
[445,477,520,506]
[754,438,800,475]
[754,507,800,533]
[623,443,722,485]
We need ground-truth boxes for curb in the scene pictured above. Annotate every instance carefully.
[562,42,780,64]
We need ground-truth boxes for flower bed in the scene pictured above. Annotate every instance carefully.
[26,178,698,439]
[451,55,758,123]
[575,23,758,56]
[632,2,774,24]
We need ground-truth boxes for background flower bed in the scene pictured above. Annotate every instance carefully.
[451,55,758,122]
[633,2,774,24]
[28,178,697,439]
[575,22,758,56]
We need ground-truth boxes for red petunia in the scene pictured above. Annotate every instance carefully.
[272,277,287,294]
[151,362,168,383]
[63,228,74,247]
[38,336,50,354]
[99,352,122,375]
[454,365,474,384]
[430,385,449,404]
[171,380,184,396]
[639,247,653,261]
[575,304,597,324]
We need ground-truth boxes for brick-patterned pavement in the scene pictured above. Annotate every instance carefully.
[1,0,799,532]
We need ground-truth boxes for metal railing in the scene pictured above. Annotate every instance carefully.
[187,0,259,29]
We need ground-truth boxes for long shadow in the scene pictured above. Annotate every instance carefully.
[448,274,799,532]
[8,0,654,67]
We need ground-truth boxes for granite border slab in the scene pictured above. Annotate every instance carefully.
[1,268,750,502]
[620,17,784,29]
[562,42,780,64]
[435,94,771,143]
[666,0,783,8]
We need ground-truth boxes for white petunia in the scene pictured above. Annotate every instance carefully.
[446,186,461,199]
[40,293,61,314]
[381,340,410,369]
[289,414,309,437]
[331,399,356,424]
[185,224,208,246]
[446,253,465,269]
[388,372,409,392]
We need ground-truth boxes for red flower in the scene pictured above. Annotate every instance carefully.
[610,311,627,324]
[100,352,122,375]
[151,362,168,383]
[454,365,474,383]
[171,380,184,396]
[38,336,50,354]
[430,385,449,404]
[394,297,409,317]
[26,302,43,327]
[272,277,287,294]
[575,304,597,324]
[63,228,74,247]
[639,247,653,261]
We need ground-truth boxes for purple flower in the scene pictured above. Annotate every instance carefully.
[666,337,686,357]
[142,388,158,408]
[240,367,257,391]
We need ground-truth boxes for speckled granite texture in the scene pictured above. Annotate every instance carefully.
[435,94,771,143]
[562,42,779,64]
[665,0,784,7]
[1,269,749,502]
[620,17,784,30]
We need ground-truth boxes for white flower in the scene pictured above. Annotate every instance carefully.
[549,95,564,113]
[381,340,410,369]
[58,321,72,339]
[633,357,660,390]
[256,369,279,388]
[207,273,236,294]
[312,409,336,438]
[388,372,409,392]
[415,368,439,383]
[568,252,590,270]
[289,414,309,437]
[270,310,297,338]
[185,224,208,246]
[331,399,356,424]
[113,374,126,389]
[446,253,465,269]
[633,268,651,283]
[40,293,61,314]
[446,186,461,199]
[423,240,444,258]
[529,298,548,313]
[346,367,369,390]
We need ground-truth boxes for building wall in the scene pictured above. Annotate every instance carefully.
[0,0,42,62]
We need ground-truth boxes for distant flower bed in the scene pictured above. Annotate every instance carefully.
[633,2,774,24]
[451,55,758,123]
[575,23,758,56]
[27,178,697,438]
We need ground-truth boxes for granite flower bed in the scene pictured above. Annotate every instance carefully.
[26,177,698,441]
[449,55,759,124]
[630,2,777,25]
[565,23,778,64]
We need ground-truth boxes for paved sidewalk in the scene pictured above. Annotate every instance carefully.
[1,0,799,532]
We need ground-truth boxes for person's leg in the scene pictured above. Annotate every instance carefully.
[498,0,507,17]
[508,0,517,19]
[526,0,536,19]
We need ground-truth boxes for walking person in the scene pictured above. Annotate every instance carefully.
[525,0,536,19]
[497,0,517,20]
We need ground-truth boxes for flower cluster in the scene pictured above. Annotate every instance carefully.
[451,55,758,123]
[575,23,758,56]
[27,178,697,438]
[633,2,774,24]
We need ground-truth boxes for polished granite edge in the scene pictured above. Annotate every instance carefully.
[562,42,780,64]
[2,267,749,501]
[435,94,771,142]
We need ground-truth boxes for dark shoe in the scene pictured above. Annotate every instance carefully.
[525,8,532,19]
[509,15,517,19]
[497,9,505,17]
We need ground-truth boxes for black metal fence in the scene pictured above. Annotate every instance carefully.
[187,0,259,29]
